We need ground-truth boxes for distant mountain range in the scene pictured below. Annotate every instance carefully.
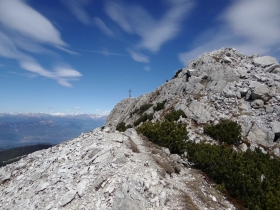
[0,113,106,149]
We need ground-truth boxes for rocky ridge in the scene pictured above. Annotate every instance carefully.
[0,128,234,210]
[105,48,280,155]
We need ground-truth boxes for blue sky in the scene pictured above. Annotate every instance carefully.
[0,0,280,115]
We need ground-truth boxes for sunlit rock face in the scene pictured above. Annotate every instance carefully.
[106,48,280,148]
[0,128,234,210]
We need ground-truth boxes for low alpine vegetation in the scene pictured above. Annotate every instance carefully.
[116,122,132,132]
[130,103,153,117]
[204,120,242,145]
[153,100,167,112]
[136,120,188,154]
[172,69,182,79]
[185,142,280,210]
[133,113,153,127]
[164,109,186,122]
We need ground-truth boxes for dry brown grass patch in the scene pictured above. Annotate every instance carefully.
[179,190,200,210]
[152,154,175,176]
[123,134,140,153]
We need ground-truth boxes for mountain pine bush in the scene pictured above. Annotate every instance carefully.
[204,120,241,145]
[133,113,153,127]
[136,121,188,154]
[164,109,186,122]
[172,69,182,79]
[130,103,153,117]
[116,122,132,132]
[185,142,280,210]
[153,100,167,112]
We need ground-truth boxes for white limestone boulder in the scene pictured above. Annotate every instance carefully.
[253,56,279,67]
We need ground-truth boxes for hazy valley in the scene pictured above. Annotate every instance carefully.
[0,113,106,150]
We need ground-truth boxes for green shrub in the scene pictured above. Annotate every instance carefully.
[204,120,241,145]
[139,103,153,114]
[185,142,280,210]
[130,103,153,117]
[153,100,167,112]
[136,121,188,154]
[172,69,182,79]
[116,122,132,132]
[133,113,153,127]
[164,109,186,122]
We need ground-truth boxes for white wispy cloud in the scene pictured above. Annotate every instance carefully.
[20,61,82,87]
[179,0,280,66]
[0,0,82,87]
[106,0,195,53]
[76,48,127,56]
[105,2,133,34]
[61,0,92,25]
[144,66,150,71]
[0,32,29,59]
[0,0,66,47]
[223,0,280,46]
[94,17,114,36]
[127,49,149,63]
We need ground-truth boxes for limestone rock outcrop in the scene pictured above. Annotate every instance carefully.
[0,128,234,210]
[105,48,280,149]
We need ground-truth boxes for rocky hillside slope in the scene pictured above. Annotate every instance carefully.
[0,127,235,210]
[105,48,280,154]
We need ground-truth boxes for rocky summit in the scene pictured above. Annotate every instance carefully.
[0,48,280,210]
[0,128,234,210]
[106,48,280,155]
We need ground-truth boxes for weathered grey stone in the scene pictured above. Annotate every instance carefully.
[247,125,267,145]
[77,179,88,197]
[210,80,228,93]
[35,182,49,193]
[93,175,106,191]
[271,121,280,142]
[239,88,248,97]
[223,89,236,98]
[0,170,11,184]
[237,68,247,78]
[44,203,53,210]
[265,64,280,73]
[86,148,102,159]
[245,90,252,100]
[112,182,147,210]
[249,81,272,102]
[239,119,252,136]
[273,68,280,74]
[170,154,182,162]
[236,91,241,99]
[271,121,280,134]
[265,105,274,113]
[275,106,280,114]
[253,74,260,80]
[162,147,170,155]
[240,143,248,152]
[273,148,280,157]
[251,99,264,109]
[188,101,211,124]
[253,56,279,66]
[59,189,76,206]
[14,161,27,170]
